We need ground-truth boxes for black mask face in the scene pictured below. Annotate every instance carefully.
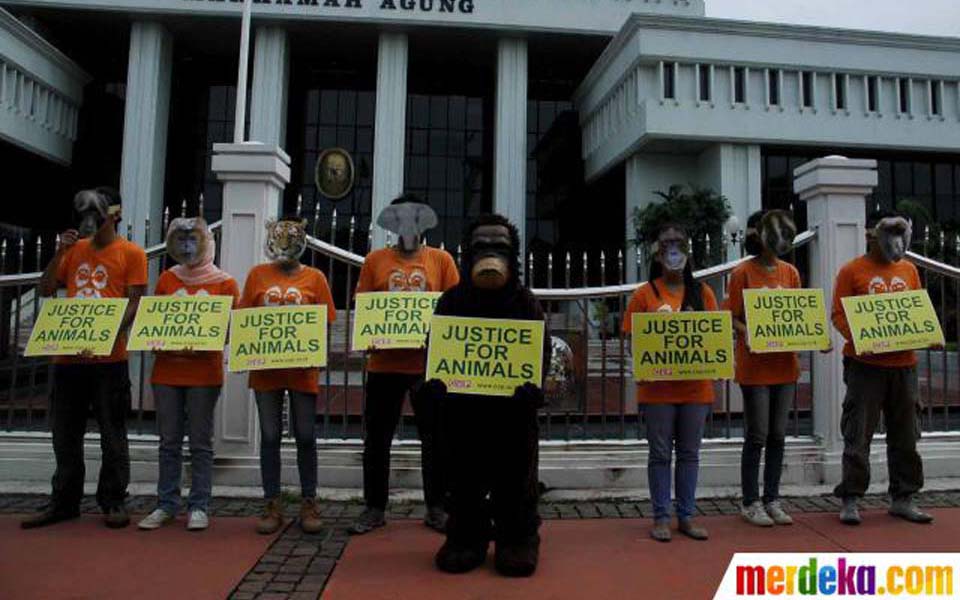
[470,224,512,290]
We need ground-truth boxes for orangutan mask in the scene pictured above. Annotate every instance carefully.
[377,202,438,253]
[470,224,512,290]
[873,216,912,263]
[74,189,117,238]
[166,218,207,267]
[265,219,308,263]
[760,210,797,257]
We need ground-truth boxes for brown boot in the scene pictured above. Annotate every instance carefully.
[299,497,323,534]
[256,497,285,535]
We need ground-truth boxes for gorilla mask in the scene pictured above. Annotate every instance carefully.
[166,217,207,267]
[377,202,438,253]
[760,210,797,257]
[265,218,308,264]
[470,224,513,290]
[872,216,912,263]
[74,189,118,238]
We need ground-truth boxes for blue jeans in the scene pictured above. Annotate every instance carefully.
[255,390,317,499]
[644,403,710,521]
[740,384,795,506]
[153,385,219,513]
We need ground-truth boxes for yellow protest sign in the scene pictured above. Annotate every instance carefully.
[351,292,441,351]
[426,316,545,397]
[743,289,830,353]
[25,298,128,357]
[841,290,944,355]
[631,311,733,381]
[228,305,328,372]
[127,295,233,352]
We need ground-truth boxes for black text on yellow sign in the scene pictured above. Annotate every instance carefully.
[841,290,944,355]
[228,305,328,372]
[25,298,128,357]
[127,295,233,352]
[743,288,830,353]
[426,316,545,397]
[351,292,441,351]
[631,311,734,381]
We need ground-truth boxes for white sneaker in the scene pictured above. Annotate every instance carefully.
[741,501,774,527]
[187,509,209,531]
[138,508,174,530]
[765,500,794,525]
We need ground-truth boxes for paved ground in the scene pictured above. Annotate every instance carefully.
[2,491,960,600]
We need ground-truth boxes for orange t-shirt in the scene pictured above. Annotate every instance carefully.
[728,259,802,386]
[622,278,719,404]
[355,247,460,374]
[54,237,148,364]
[150,270,240,388]
[832,255,922,368]
[239,263,337,394]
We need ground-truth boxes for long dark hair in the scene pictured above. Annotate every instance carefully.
[648,223,704,312]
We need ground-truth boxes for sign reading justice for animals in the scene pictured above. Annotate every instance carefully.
[842,290,944,355]
[351,292,441,351]
[743,289,830,353]
[25,298,128,357]
[426,316,545,397]
[127,295,233,352]
[228,305,328,372]
[631,311,733,381]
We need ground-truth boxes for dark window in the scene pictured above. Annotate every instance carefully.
[931,80,942,116]
[734,67,745,103]
[834,73,846,110]
[802,71,814,108]
[867,76,878,112]
[899,78,910,113]
[768,70,780,106]
[662,63,675,100]
[698,64,711,102]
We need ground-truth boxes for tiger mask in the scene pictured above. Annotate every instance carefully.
[265,218,308,264]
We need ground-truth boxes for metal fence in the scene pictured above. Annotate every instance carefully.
[2,212,959,441]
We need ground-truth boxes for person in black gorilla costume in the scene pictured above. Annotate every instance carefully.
[418,213,550,577]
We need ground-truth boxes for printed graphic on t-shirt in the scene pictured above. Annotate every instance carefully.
[264,285,304,306]
[173,287,210,297]
[869,276,908,295]
[388,267,427,291]
[656,303,673,313]
[74,263,109,298]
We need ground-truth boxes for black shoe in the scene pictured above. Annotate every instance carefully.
[424,506,448,534]
[103,505,130,529]
[435,539,488,574]
[21,506,80,529]
[348,507,386,535]
[495,534,540,577]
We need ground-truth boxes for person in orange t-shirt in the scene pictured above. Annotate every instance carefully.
[831,211,934,526]
[350,194,460,535]
[22,188,147,531]
[137,218,239,533]
[238,216,336,535]
[622,223,716,543]
[728,210,803,528]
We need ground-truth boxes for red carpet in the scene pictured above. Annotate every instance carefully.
[323,509,960,600]
[0,515,279,600]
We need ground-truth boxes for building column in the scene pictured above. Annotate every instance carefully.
[698,143,762,257]
[370,32,408,249]
[794,157,876,471]
[119,21,172,247]
[494,37,528,254]
[249,26,289,148]
[210,142,291,461]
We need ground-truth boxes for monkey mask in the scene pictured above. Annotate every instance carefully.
[470,224,513,290]
[759,210,797,257]
[377,202,438,253]
[74,189,120,238]
[166,217,230,285]
[656,228,689,273]
[265,218,308,264]
[871,216,912,263]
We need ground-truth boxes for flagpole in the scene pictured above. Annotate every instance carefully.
[233,0,253,143]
